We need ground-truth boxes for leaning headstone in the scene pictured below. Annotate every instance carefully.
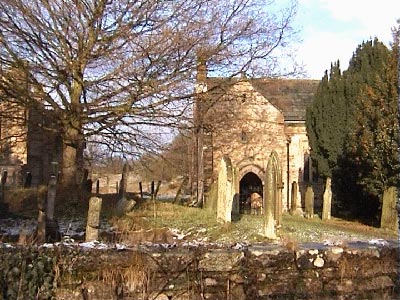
[380,186,398,231]
[322,177,332,220]
[154,180,162,199]
[290,181,298,215]
[116,198,136,217]
[217,156,233,222]
[86,196,103,241]
[304,185,314,219]
[173,177,188,204]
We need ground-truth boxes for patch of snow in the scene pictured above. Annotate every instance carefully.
[115,243,129,250]
[0,242,14,248]
[79,241,109,249]
[170,228,187,240]
[323,239,345,246]
[368,239,389,246]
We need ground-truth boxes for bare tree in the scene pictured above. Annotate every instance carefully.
[0,0,299,200]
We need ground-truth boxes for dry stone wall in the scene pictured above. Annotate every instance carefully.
[0,243,398,300]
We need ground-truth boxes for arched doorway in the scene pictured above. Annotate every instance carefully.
[239,172,263,214]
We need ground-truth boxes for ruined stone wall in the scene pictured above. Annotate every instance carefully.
[0,101,62,186]
[0,102,28,162]
[0,243,397,300]
[0,102,28,185]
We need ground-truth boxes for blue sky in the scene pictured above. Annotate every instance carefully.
[292,0,400,79]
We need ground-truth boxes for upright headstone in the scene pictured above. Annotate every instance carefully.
[86,196,103,241]
[263,154,277,239]
[96,179,100,194]
[139,182,143,199]
[36,191,46,244]
[232,167,240,215]
[322,177,332,220]
[46,176,57,221]
[0,171,9,216]
[380,186,398,231]
[1,170,7,202]
[290,181,298,215]
[46,176,60,242]
[304,185,314,219]
[276,182,283,226]
[24,172,32,188]
[119,163,129,199]
[217,156,233,222]
[150,180,154,200]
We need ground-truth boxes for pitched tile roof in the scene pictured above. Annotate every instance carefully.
[251,78,319,121]
[203,77,319,121]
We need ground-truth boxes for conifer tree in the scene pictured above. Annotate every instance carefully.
[307,37,399,221]
[345,38,399,200]
[306,61,347,178]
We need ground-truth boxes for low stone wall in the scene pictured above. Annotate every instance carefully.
[0,242,398,300]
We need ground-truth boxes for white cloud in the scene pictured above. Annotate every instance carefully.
[319,0,399,43]
[295,0,400,78]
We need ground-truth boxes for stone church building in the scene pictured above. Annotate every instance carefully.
[193,64,318,214]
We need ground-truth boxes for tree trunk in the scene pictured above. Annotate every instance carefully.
[59,123,84,203]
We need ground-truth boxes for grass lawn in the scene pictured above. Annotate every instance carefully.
[111,200,398,245]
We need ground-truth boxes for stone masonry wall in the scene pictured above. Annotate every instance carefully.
[0,243,398,300]
[206,81,310,210]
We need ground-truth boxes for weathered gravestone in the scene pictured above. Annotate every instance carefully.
[0,170,9,216]
[36,192,46,244]
[304,185,314,219]
[116,163,136,217]
[322,177,332,220]
[86,196,103,241]
[173,176,188,204]
[96,179,100,194]
[118,163,129,199]
[1,170,7,200]
[232,167,240,216]
[24,172,32,188]
[46,176,61,242]
[290,181,298,215]
[263,152,279,239]
[217,156,234,222]
[380,186,398,231]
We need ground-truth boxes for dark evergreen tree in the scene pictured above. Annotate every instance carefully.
[306,61,347,178]
[307,37,399,223]
[337,38,399,221]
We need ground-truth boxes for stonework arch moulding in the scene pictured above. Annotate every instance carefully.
[237,163,265,183]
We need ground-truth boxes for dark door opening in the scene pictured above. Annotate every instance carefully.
[239,172,263,214]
